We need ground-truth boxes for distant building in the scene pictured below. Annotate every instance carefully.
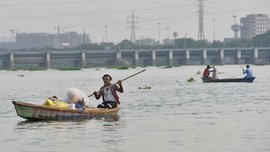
[16,33,54,49]
[2,31,91,49]
[53,31,90,49]
[241,14,270,38]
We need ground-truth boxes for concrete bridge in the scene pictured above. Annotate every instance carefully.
[0,48,269,69]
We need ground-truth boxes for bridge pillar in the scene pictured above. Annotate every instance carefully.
[202,49,207,65]
[236,48,241,64]
[133,49,139,66]
[151,49,156,66]
[185,49,190,65]
[115,50,122,65]
[46,52,51,69]
[81,51,85,68]
[219,48,224,65]
[168,49,173,66]
[253,48,258,65]
[9,52,14,69]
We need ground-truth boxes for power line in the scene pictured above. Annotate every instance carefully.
[0,0,236,8]
[0,10,130,20]
[205,5,270,16]
[0,3,195,20]
[0,0,110,7]
[0,1,268,20]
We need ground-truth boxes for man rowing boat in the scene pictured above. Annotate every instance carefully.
[243,64,254,78]
[203,65,218,79]
[93,74,123,109]
[203,65,213,78]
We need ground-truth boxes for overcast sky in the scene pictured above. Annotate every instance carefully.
[0,0,270,43]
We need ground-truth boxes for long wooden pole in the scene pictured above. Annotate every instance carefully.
[239,64,244,70]
[88,69,146,97]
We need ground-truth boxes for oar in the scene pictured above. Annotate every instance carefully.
[239,64,244,70]
[239,64,246,75]
[88,69,146,97]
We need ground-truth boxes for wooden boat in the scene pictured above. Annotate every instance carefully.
[201,77,255,83]
[12,101,120,121]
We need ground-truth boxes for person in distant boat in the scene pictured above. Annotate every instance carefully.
[212,66,218,79]
[203,65,213,78]
[93,74,123,109]
[243,64,253,78]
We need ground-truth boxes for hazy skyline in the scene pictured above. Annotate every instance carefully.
[0,0,270,43]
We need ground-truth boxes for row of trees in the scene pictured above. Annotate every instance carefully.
[2,31,268,51]
[76,31,270,50]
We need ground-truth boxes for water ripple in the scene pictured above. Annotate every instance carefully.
[1,66,270,152]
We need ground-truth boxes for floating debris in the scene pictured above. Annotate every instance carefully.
[196,70,201,74]
[18,74,24,77]
[138,85,151,89]
[57,67,81,70]
[164,65,172,68]
[187,77,195,82]
[117,66,129,70]
[108,66,129,70]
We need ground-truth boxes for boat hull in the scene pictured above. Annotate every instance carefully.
[12,101,120,121]
[201,77,255,83]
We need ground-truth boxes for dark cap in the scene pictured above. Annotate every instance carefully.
[102,74,112,80]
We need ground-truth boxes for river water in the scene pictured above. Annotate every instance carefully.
[0,65,270,152]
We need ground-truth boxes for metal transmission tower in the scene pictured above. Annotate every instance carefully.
[197,0,205,40]
[127,10,139,43]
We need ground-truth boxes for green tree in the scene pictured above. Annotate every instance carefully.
[195,40,209,48]
[253,31,270,47]
[117,39,134,49]
[225,38,252,48]
[210,40,224,48]
[175,38,195,48]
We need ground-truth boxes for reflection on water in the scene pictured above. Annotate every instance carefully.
[16,114,121,130]
[1,66,270,152]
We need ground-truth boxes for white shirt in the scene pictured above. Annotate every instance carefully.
[104,88,116,102]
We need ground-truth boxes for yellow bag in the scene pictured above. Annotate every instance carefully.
[43,98,69,108]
